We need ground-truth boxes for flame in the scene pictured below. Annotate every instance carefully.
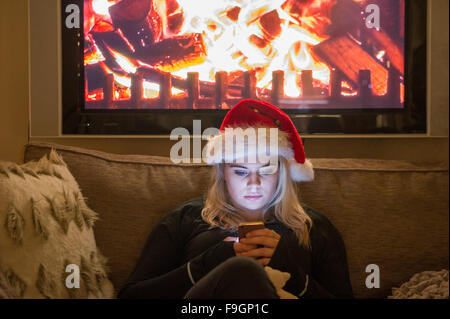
[84,46,106,65]
[107,46,138,74]
[85,0,400,102]
[143,82,160,99]
[92,0,115,15]
[165,0,333,96]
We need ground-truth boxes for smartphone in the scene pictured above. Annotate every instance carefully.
[238,221,265,241]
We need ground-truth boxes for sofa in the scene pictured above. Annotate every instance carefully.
[2,141,449,298]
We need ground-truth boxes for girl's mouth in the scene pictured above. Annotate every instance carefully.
[244,195,263,200]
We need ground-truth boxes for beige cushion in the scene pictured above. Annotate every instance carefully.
[0,150,114,298]
[388,269,449,299]
[23,142,449,299]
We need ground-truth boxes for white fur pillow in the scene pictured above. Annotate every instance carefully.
[0,150,114,298]
[264,266,298,299]
[388,269,449,299]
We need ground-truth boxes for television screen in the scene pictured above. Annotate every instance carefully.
[61,0,425,134]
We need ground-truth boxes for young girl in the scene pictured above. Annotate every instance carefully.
[118,99,353,299]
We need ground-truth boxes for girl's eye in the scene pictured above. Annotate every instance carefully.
[234,171,247,176]
[234,170,270,177]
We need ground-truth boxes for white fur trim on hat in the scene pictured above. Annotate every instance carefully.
[205,126,293,165]
[289,158,314,182]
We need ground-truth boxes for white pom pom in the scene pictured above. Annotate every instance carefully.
[289,158,314,182]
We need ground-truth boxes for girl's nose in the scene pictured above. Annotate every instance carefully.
[247,172,261,186]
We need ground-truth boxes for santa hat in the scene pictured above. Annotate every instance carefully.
[205,99,314,182]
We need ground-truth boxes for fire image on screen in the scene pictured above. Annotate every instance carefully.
[82,0,405,110]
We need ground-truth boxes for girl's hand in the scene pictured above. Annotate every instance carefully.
[223,236,259,256]
[237,228,281,266]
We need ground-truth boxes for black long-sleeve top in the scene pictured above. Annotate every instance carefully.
[117,196,354,299]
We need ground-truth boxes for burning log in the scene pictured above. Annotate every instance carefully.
[258,10,282,41]
[226,6,241,22]
[109,0,162,53]
[367,28,404,74]
[90,21,136,72]
[134,33,207,72]
[248,34,272,57]
[313,35,388,96]
[248,34,268,49]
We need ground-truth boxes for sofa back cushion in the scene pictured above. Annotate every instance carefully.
[24,142,449,299]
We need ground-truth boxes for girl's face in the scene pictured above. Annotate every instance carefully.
[224,160,279,221]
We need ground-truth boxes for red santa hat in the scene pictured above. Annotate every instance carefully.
[205,99,314,182]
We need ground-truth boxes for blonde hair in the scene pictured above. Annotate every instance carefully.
[201,156,313,249]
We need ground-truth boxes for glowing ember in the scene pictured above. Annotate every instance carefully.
[376,50,386,63]
[341,81,358,97]
[87,89,104,101]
